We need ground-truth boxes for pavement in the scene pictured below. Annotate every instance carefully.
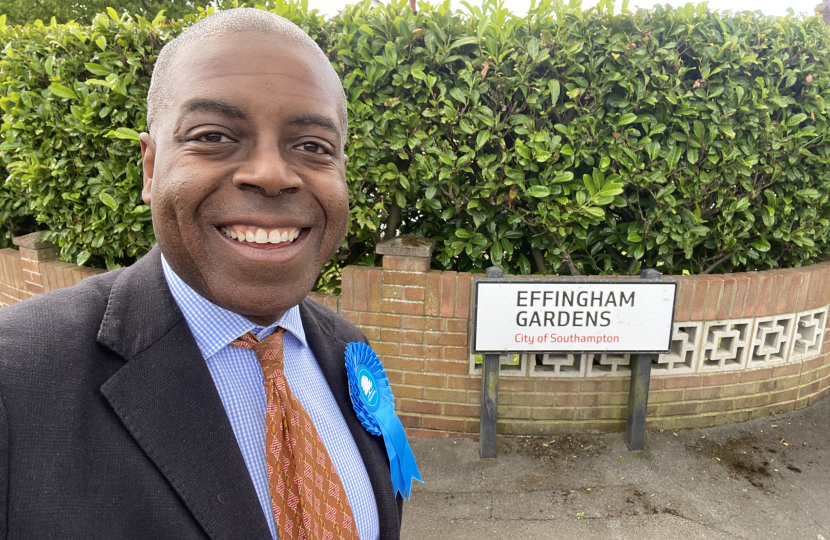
[402,395,830,540]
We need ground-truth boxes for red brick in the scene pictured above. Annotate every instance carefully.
[372,341,399,356]
[576,406,625,420]
[424,332,467,346]
[384,369,403,384]
[448,376,479,390]
[442,346,470,360]
[440,274,456,318]
[382,256,404,270]
[455,273,472,319]
[721,382,758,396]
[499,378,536,391]
[703,278,723,320]
[802,355,826,373]
[740,367,774,383]
[404,286,425,301]
[380,328,423,343]
[341,269,358,311]
[509,393,557,406]
[674,279,695,322]
[24,281,44,294]
[659,402,701,416]
[703,372,741,386]
[19,258,39,273]
[743,276,761,318]
[382,356,425,371]
[361,326,381,341]
[731,276,750,319]
[532,408,576,421]
[689,279,709,320]
[443,403,480,417]
[716,278,736,320]
[392,385,424,399]
[662,375,703,389]
[754,276,773,317]
[401,316,442,331]
[556,393,581,406]
[342,310,360,324]
[423,387,466,403]
[647,389,684,403]
[352,267,369,311]
[396,413,422,428]
[764,273,783,315]
[403,257,430,272]
[698,399,733,413]
[359,312,401,328]
[399,399,442,415]
[446,318,468,333]
[769,387,799,403]
[422,415,465,432]
[757,375,799,392]
[534,379,580,393]
[734,393,771,409]
[404,372,445,387]
[805,270,822,310]
[399,343,441,358]
[772,363,802,377]
[368,268,382,311]
[777,273,796,314]
[381,284,405,300]
[580,379,626,392]
[424,272,441,316]
[685,386,723,400]
[425,359,468,374]
[795,271,812,311]
[383,271,426,286]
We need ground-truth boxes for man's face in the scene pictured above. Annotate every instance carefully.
[140,32,349,325]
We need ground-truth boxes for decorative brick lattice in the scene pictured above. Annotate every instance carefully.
[654,322,702,375]
[790,308,828,362]
[586,353,631,377]
[469,352,526,377]
[700,319,753,372]
[528,353,585,377]
[748,315,796,366]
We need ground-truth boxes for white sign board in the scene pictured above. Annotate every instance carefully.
[473,279,677,354]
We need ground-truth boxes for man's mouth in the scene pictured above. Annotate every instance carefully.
[219,225,302,245]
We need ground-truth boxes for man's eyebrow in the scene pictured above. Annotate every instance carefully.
[178,98,248,121]
[285,113,340,139]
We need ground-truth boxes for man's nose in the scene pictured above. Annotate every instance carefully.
[231,141,302,196]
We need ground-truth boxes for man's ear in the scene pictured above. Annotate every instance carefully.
[139,132,156,205]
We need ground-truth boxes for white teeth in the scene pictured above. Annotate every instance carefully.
[223,227,300,244]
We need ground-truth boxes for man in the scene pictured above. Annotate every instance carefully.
[0,8,403,539]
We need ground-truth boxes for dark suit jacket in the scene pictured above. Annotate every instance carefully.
[0,247,402,539]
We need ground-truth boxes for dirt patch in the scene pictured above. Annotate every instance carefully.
[684,433,772,489]
[501,433,608,462]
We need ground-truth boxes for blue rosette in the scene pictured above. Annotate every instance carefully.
[345,342,423,500]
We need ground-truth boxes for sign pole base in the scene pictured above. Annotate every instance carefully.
[479,266,503,459]
[625,268,661,451]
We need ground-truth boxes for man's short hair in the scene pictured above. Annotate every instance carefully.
[146,8,348,141]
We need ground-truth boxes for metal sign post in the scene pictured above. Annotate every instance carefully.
[473,268,677,458]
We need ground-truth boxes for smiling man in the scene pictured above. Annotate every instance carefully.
[0,8,403,540]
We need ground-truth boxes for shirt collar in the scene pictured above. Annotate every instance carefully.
[161,255,307,359]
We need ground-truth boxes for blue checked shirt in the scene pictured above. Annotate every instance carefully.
[161,257,379,540]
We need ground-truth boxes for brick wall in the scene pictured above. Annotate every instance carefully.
[2,232,828,437]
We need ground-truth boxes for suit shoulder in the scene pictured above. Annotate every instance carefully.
[300,296,367,344]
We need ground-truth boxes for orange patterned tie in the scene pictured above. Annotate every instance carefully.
[230,328,360,540]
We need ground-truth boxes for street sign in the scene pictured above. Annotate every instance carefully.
[473,279,678,354]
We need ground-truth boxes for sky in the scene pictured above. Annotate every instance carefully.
[306,0,823,18]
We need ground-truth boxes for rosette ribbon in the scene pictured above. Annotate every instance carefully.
[345,342,423,499]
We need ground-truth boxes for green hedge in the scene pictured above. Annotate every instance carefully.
[1,1,829,289]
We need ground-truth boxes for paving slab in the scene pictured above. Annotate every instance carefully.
[403,395,830,540]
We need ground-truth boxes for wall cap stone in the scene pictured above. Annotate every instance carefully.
[12,231,54,250]
[376,234,436,258]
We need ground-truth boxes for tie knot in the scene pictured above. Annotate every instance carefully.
[230,328,286,375]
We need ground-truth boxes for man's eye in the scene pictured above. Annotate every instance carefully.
[195,133,232,143]
[301,142,328,154]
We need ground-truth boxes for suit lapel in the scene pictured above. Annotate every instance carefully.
[299,300,401,539]
[97,248,271,540]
